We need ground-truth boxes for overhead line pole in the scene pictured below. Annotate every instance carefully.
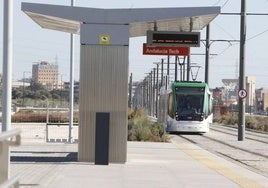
[238,0,246,141]
[187,18,193,81]
[205,24,210,85]
[167,56,170,85]
[161,59,164,87]
[155,64,159,117]
[174,56,178,81]
[22,71,30,107]
[153,68,156,116]
[128,73,132,108]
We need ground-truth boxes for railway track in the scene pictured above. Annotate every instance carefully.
[210,124,268,144]
[170,124,268,178]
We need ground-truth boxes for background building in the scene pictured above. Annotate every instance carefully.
[221,79,238,106]
[256,88,268,113]
[246,76,256,113]
[63,81,80,93]
[32,61,59,90]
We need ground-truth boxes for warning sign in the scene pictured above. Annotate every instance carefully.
[238,89,247,99]
[99,34,110,45]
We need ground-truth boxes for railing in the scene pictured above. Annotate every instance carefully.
[0,129,21,188]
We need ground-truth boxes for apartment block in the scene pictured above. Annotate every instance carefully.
[245,76,256,112]
[32,61,58,90]
[256,88,268,112]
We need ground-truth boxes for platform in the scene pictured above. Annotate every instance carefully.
[10,138,268,188]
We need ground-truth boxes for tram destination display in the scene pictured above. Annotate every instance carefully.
[147,31,200,47]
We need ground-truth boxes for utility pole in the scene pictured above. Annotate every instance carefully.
[167,56,170,85]
[144,77,148,111]
[238,0,246,141]
[148,73,152,115]
[205,24,210,84]
[128,73,132,108]
[161,59,164,87]
[155,63,159,117]
[144,74,150,114]
[22,71,30,107]
[149,71,153,116]
[174,56,178,81]
[153,68,156,116]
[187,18,193,81]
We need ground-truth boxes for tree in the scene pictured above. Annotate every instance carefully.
[12,88,23,99]
[11,81,79,107]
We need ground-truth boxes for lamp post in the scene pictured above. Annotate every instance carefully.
[22,71,30,107]
[60,74,66,107]
[69,0,75,143]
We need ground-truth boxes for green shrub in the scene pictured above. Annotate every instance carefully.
[214,113,268,132]
[247,116,268,132]
[214,113,238,125]
[245,116,259,129]
[10,110,79,123]
[128,108,168,142]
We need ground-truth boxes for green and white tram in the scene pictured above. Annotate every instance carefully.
[159,81,213,133]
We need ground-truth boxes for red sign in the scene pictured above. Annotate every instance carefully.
[238,89,247,99]
[143,43,189,56]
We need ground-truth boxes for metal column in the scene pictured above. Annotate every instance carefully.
[205,24,210,85]
[238,0,246,141]
[2,0,13,132]
[68,0,75,143]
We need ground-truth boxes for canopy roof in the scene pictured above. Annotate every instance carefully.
[21,3,220,36]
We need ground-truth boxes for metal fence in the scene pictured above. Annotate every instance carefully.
[1,107,79,143]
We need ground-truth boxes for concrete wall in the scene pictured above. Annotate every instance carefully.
[78,45,128,163]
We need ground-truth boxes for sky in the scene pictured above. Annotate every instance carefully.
[0,0,268,89]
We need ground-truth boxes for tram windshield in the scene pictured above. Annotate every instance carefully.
[175,87,205,118]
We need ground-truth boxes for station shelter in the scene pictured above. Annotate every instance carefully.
[22,3,220,163]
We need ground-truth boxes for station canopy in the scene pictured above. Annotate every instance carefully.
[22,3,220,37]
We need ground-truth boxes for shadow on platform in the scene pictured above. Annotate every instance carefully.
[11,152,78,163]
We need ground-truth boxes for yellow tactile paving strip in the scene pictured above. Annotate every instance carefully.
[173,141,265,188]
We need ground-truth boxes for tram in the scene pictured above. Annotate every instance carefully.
[158,81,213,133]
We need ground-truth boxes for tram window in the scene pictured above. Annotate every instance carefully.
[175,87,205,115]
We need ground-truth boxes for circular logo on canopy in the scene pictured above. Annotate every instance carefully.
[99,34,110,45]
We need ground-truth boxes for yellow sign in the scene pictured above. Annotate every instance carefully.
[99,34,110,45]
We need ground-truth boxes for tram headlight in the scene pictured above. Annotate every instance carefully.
[194,115,203,121]
[175,112,179,121]
[199,113,204,121]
